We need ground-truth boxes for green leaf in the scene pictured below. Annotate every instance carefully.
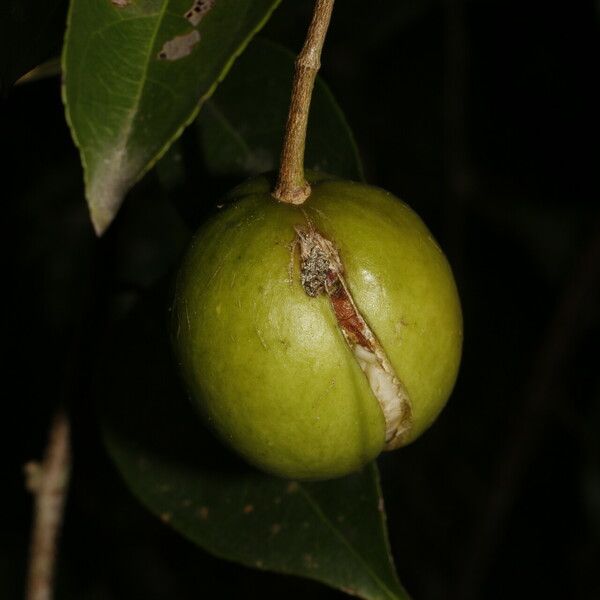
[14,56,61,86]
[0,0,67,93]
[197,37,364,182]
[62,0,281,235]
[99,289,410,600]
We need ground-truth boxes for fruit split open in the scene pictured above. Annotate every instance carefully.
[294,224,412,449]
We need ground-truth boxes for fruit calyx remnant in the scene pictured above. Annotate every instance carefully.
[294,225,412,449]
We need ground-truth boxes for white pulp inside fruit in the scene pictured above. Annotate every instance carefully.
[295,224,412,449]
[353,345,411,447]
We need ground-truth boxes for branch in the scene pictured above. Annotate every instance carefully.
[25,409,71,600]
[272,0,335,205]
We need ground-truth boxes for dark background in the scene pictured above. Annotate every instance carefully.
[2,0,599,598]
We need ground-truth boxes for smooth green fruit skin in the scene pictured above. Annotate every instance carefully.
[172,173,462,480]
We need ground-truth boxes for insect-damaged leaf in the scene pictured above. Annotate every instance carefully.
[98,288,410,600]
[62,0,281,235]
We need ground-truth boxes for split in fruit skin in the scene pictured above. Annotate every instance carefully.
[172,172,463,480]
[294,223,412,449]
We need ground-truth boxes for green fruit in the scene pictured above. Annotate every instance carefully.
[172,172,462,480]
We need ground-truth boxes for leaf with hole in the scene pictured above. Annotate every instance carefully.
[62,0,281,234]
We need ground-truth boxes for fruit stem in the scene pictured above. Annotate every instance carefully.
[272,0,335,205]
